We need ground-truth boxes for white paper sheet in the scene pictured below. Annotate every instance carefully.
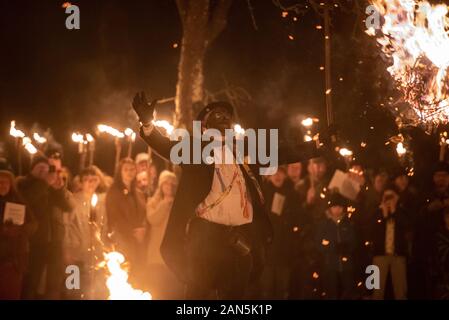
[3,202,26,226]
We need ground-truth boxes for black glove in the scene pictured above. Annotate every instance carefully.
[132,91,158,125]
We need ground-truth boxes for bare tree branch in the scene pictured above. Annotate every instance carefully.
[176,0,187,27]
[206,0,233,44]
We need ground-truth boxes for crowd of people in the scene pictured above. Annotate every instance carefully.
[1,146,449,300]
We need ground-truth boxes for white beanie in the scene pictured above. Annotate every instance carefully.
[158,170,177,187]
[135,153,149,164]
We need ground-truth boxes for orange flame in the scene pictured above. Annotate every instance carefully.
[103,251,152,300]
[152,120,174,135]
[368,0,449,128]
[97,124,125,139]
[10,121,25,138]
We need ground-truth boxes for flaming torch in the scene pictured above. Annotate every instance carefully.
[22,137,38,156]
[97,124,125,175]
[301,117,321,145]
[397,142,407,158]
[151,120,174,136]
[10,121,38,174]
[337,147,354,170]
[439,131,449,161]
[72,132,87,172]
[10,121,25,175]
[86,134,95,166]
[124,128,136,158]
[33,132,47,146]
[90,193,98,223]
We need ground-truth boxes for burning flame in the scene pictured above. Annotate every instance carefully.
[33,133,47,144]
[152,120,174,135]
[86,134,94,143]
[304,135,313,142]
[98,125,125,138]
[10,121,25,138]
[339,148,353,157]
[72,132,84,143]
[234,124,246,135]
[301,118,314,127]
[22,138,38,155]
[10,122,38,154]
[91,193,98,208]
[301,117,319,127]
[124,128,137,142]
[396,142,407,156]
[124,128,134,137]
[103,251,152,300]
[368,0,449,127]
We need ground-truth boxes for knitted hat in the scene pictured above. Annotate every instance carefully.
[158,170,177,187]
[135,153,149,165]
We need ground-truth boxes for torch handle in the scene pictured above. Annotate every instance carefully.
[440,144,446,162]
[147,146,153,165]
[114,138,122,176]
[79,149,87,173]
[17,138,23,176]
[88,142,95,167]
[127,140,133,158]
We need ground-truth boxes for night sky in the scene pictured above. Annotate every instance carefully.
[1,0,430,177]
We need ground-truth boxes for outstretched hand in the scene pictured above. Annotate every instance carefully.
[132,91,158,125]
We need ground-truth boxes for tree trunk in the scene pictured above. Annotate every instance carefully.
[175,0,233,129]
[175,0,209,129]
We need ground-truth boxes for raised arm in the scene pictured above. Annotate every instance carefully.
[133,91,177,161]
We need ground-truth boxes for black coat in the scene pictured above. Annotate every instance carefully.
[140,126,318,281]
[369,208,409,257]
[262,180,298,266]
[106,183,146,246]
[314,215,358,299]
[17,175,72,248]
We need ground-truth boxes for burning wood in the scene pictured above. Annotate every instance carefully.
[368,0,449,128]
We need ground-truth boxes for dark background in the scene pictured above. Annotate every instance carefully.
[0,0,441,181]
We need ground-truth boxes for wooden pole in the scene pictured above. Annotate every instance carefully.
[324,6,333,127]
[127,139,133,158]
[17,138,23,176]
[440,143,446,162]
[114,138,122,176]
[79,144,87,173]
[88,141,95,167]
[147,146,153,165]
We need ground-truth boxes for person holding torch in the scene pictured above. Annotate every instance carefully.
[131,92,320,299]
[64,166,107,299]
